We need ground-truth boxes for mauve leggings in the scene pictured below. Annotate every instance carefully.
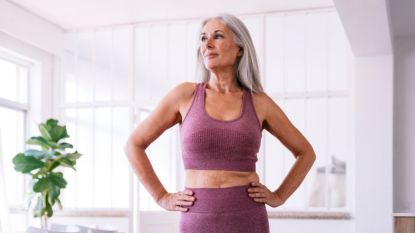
[179,185,270,233]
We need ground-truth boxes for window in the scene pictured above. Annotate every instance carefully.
[260,11,352,211]
[60,28,132,209]
[133,22,199,211]
[0,51,30,208]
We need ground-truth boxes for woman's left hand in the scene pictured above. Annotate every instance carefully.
[248,182,285,208]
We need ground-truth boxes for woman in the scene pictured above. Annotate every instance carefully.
[125,14,316,233]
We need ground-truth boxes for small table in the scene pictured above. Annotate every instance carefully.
[394,213,415,233]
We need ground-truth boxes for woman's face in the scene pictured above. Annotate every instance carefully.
[199,19,242,71]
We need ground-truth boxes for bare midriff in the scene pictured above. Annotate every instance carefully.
[185,169,260,188]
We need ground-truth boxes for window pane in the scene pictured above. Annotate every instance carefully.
[63,34,78,104]
[305,13,327,92]
[95,30,113,102]
[75,108,94,207]
[282,99,306,209]
[138,110,174,211]
[0,107,25,206]
[61,108,78,207]
[93,107,112,207]
[167,24,187,85]
[284,14,306,93]
[265,15,284,94]
[111,107,130,208]
[61,107,130,208]
[327,97,348,208]
[113,28,131,101]
[77,33,94,103]
[0,59,17,101]
[305,99,328,208]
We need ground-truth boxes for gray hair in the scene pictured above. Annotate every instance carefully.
[196,14,264,93]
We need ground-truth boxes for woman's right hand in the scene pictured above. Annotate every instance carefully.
[156,190,196,212]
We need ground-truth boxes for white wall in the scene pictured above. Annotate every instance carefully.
[353,55,394,233]
[332,1,394,232]
[0,0,65,123]
[0,1,64,231]
[394,36,415,214]
[0,0,64,55]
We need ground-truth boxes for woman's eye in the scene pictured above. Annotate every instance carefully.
[214,34,223,39]
[200,36,207,41]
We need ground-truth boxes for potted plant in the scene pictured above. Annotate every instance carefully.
[12,118,81,229]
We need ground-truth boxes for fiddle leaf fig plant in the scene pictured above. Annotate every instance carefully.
[12,118,81,229]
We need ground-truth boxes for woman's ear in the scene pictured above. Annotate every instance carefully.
[237,48,243,57]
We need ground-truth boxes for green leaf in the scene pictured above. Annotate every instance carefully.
[48,185,60,206]
[49,172,67,188]
[58,142,73,150]
[27,136,51,150]
[57,157,76,169]
[33,172,67,193]
[67,151,82,161]
[12,153,45,173]
[39,124,52,141]
[24,149,48,159]
[43,192,53,217]
[41,119,69,143]
[33,178,51,193]
[56,198,63,209]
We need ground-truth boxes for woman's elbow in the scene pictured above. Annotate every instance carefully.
[307,145,317,162]
[124,136,147,158]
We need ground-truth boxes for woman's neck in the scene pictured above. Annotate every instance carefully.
[208,71,241,93]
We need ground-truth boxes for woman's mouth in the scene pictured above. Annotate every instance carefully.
[205,53,218,59]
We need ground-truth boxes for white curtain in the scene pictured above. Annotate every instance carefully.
[0,131,12,233]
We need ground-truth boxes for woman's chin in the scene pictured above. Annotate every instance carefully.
[204,63,218,70]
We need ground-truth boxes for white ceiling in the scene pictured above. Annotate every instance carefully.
[7,0,334,31]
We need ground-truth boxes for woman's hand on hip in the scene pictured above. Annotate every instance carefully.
[156,190,195,212]
[248,182,284,208]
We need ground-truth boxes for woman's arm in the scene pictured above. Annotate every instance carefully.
[124,82,196,211]
[248,92,316,206]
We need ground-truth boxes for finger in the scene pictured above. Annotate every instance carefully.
[178,193,196,202]
[253,182,267,188]
[249,192,267,198]
[176,200,194,206]
[253,198,266,203]
[247,187,265,193]
[181,195,196,201]
[182,190,194,196]
[175,205,189,212]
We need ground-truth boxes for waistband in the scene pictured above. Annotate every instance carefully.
[184,185,264,213]
[183,158,256,172]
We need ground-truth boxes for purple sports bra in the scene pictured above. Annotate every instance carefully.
[180,82,262,172]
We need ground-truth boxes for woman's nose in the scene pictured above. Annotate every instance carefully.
[204,37,214,49]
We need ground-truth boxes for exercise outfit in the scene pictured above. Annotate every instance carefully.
[179,82,269,233]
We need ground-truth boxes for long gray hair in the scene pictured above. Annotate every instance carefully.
[196,14,264,93]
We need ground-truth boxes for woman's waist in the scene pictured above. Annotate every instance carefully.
[183,184,265,213]
[185,169,259,188]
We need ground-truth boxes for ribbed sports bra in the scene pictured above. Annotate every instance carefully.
[180,82,262,172]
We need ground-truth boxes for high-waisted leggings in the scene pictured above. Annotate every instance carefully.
[179,185,270,233]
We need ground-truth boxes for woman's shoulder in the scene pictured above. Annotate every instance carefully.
[173,81,199,98]
[251,91,280,119]
[169,82,200,106]
[251,91,274,106]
